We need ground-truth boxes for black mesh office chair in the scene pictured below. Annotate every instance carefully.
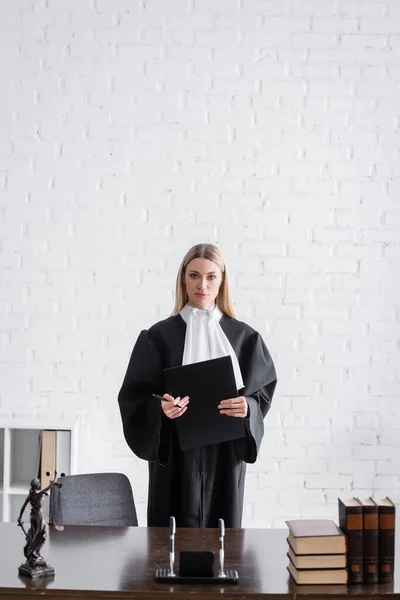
[49,472,138,527]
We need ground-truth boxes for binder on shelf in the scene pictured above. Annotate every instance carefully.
[40,430,56,489]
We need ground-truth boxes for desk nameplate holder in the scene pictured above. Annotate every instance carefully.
[155,517,239,585]
[155,568,239,584]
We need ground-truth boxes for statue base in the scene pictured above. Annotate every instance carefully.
[18,562,55,579]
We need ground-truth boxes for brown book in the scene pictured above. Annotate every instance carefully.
[287,545,346,570]
[376,497,396,583]
[286,519,346,555]
[287,558,348,585]
[357,497,379,584]
[338,497,363,584]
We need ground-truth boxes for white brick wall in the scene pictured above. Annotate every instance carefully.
[0,0,399,527]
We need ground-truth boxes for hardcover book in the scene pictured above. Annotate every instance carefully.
[358,497,379,584]
[338,497,363,584]
[376,497,396,583]
[287,559,348,585]
[287,546,346,570]
[285,519,346,555]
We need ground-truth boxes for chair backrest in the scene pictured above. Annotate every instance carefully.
[49,472,138,527]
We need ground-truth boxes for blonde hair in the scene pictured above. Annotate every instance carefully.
[172,243,236,318]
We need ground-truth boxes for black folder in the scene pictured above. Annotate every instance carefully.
[164,356,246,451]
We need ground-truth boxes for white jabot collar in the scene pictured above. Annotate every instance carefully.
[179,303,244,391]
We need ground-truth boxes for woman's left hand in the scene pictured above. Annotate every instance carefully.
[218,396,248,418]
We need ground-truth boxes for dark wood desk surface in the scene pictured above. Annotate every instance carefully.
[0,523,397,600]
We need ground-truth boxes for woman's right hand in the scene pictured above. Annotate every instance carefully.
[161,394,189,419]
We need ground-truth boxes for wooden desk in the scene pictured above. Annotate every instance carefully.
[0,523,397,599]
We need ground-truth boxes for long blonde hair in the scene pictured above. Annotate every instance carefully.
[172,243,236,318]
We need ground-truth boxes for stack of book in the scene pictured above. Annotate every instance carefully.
[339,496,396,584]
[286,519,347,585]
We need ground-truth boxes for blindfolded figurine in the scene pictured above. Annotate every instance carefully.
[17,474,61,578]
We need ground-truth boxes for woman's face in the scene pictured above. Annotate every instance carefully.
[184,258,223,310]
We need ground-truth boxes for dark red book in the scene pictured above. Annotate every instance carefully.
[358,497,379,584]
[338,497,363,584]
[376,497,396,583]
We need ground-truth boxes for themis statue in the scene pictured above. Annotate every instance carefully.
[17,474,61,578]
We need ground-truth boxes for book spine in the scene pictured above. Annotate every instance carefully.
[339,500,363,584]
[379,505,395,583]
[363,505,379,584]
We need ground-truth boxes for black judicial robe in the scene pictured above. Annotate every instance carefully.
[118,314,277,528]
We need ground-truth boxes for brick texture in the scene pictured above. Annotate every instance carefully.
[0,0,399,526]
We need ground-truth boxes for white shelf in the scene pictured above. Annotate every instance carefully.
[8,482,31,495]
[1,425,78,522]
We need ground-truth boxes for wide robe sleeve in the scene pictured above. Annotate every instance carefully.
[234,331,277,464]
[118,330,171,465]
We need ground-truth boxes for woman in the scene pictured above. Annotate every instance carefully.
[118,243,277,528]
